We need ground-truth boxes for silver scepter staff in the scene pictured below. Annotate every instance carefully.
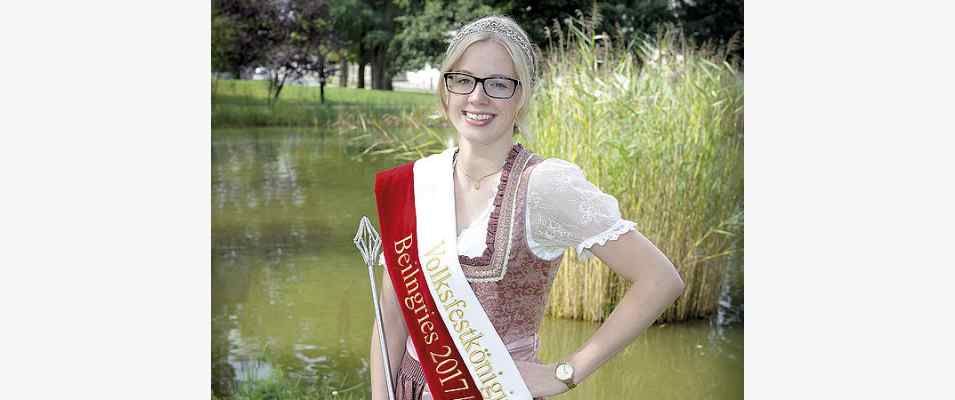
[354,216,396,400]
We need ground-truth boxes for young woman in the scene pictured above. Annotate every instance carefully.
[371,16,685,400]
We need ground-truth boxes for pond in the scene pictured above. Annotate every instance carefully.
[212,127,743,399]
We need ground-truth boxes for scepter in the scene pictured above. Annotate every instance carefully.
[354,216,396,400]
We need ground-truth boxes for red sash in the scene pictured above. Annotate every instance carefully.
[375,162,483,400]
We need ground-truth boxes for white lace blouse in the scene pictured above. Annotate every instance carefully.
[517,158,637,261]
[379,158,636,265]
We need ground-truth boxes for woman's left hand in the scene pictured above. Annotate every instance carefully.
[515,361,570,398]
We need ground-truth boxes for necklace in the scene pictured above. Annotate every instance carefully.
[453,152,504,191]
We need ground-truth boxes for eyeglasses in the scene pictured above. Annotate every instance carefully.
[443,72,521,99]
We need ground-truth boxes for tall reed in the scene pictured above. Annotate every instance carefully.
[536,14,743,322]
[336,106,453,162]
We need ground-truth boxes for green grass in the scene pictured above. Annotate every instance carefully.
[212,80,438,129]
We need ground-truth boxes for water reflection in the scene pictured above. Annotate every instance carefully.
[212,128,743,399]
[213,128,388,396]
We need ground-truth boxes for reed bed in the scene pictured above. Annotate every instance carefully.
[212,352,367,400]
[536,15,743,322]
[214,370,367,400]
[350,15,743,323]
[335,106,453,162]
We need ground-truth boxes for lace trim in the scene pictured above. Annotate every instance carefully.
[458,143,523,266]
[575,219,637,262]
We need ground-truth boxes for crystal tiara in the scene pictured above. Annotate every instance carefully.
[447,18,537,78]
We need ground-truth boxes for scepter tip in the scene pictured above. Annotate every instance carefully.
[354,216,382,267]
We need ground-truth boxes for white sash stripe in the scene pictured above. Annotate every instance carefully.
[413,147,533,400]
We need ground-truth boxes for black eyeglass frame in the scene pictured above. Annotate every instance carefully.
[443,72,521,99]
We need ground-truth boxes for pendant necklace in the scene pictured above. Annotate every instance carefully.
[453,152,503,191]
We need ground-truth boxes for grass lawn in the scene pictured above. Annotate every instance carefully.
[212,79,437,129]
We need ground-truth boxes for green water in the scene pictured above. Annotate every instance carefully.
[212,127,743,399]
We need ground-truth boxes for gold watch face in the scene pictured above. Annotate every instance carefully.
[556,363,574,380]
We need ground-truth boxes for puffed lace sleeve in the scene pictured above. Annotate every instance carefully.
[526,159,637,262]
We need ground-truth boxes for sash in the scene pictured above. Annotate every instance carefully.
[374,147,532,400]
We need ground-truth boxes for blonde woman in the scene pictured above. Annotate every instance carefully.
[371,15,685,400]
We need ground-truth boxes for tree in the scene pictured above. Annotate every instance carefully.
[493,0,591,49]
[212,0,339,104]
[673,0,744,62]
[330,0,375,88]
[211,0,277,79]
[365,0,398,90]
[595,0,677,44]
[329,0,399,90]
[329,0,506,91]
[390,0,503,73]
[260,0,339,105]
[388,1,677,74]
[212,10,238,77]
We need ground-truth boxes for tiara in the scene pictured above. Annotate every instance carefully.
[448,19,536,77]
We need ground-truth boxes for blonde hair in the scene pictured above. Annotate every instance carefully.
[437,16,540,141]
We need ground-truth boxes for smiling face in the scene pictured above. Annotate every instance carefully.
[444,40,521,147]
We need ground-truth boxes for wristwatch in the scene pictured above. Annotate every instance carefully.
[554,361,576,390]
